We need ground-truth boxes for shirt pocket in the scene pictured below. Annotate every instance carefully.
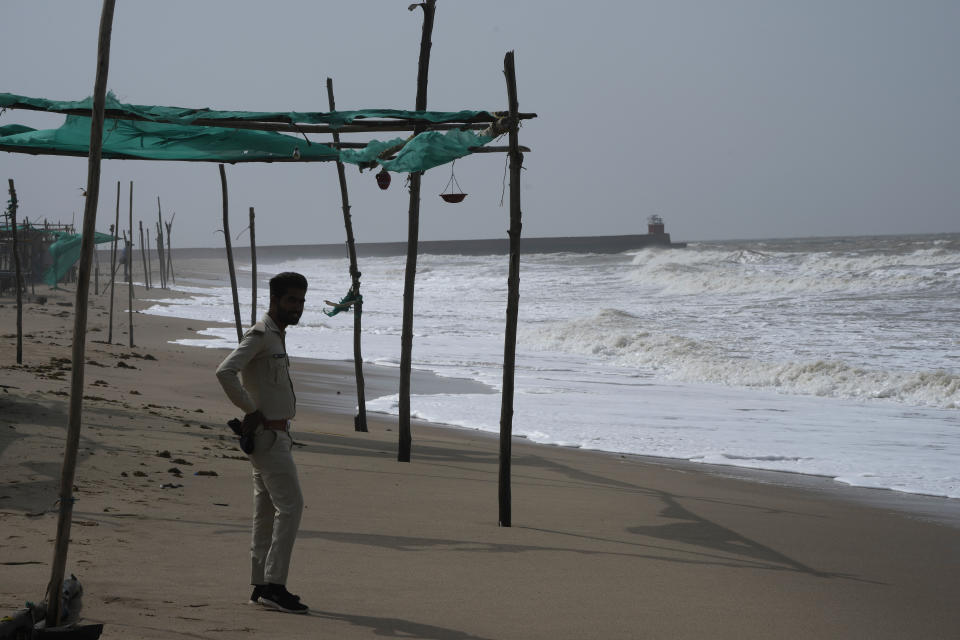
[268,353,289,385]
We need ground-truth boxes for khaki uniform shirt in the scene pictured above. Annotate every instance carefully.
[215,313,296,420]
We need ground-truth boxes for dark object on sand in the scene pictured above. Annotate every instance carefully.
[34,624,104,639]
[228,418,254,454]
[0,606,33,639]
[0,574,102,639]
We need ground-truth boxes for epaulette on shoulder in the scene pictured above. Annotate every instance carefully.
[244,321,266,337]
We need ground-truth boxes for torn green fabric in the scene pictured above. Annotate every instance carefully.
[0,92,494,129]
[323,289,363,317]
[0,115,495,170]
[0,115,339,163]
[377,129,493,173]
[42,231,117,287]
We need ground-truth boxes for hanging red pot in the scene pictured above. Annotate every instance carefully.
[376,169,391,190]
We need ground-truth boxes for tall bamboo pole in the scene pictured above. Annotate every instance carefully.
[327,77,368,433]
[139,220,149,290]
[398,0,436,461]
[219,164,243,342]
[498,51,524,527]
[108,180,119,343]
[46,0,116,626]
[7,180,23,364]
[249,207,257,326]
[128,181,134,347]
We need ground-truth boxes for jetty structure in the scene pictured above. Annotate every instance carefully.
[172,215,687,263]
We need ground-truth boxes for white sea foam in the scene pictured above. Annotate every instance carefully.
[149,233,960,499]
[519,309,960,408]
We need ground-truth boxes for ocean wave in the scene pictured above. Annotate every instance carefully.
[625,245,960,297]
[520,310,960,409]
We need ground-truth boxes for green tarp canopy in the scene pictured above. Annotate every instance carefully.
[42,231,117,287]
[0,92,496,128]
[0,92,497,172]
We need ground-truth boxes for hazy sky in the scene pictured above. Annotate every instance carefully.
[2,1,958,247]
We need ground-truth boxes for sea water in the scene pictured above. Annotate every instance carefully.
[145,233,960,499]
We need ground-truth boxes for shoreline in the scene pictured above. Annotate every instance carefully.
[4,278,960,637]
[295,358,960,528]
[135,271,960,526]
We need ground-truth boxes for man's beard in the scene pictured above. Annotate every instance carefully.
[280,309,301,326]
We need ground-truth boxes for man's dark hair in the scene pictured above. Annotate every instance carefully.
[269,272,308,298]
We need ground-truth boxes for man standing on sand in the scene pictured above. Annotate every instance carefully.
[215,272,309,614]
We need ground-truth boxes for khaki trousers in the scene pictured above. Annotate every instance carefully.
[249,427,303,586]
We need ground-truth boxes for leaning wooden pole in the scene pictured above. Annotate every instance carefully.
[155,223,165,289]
[398,0,436,461]
[7,179,23,364]
[128,181,134,347]
[165,215,175,285]
[219,164,243,342]
[327,77,368,433]
[155,199,166,289]
[46,0,116,626]
[249,207,257,326]
[498,51,524,527]
[139,220,149,290]
[145,227,152,289]
[108,180,119,343]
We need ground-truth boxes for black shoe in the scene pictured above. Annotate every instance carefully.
[260,584,308,614]
[249,584,265,604]
[250,584,299,604]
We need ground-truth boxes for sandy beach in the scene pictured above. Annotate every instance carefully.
[2,271,959,639]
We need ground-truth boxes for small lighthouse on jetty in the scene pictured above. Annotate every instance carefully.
[647,214,666,235]
[643,214,686,248]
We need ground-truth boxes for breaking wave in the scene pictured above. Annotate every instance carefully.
[520,309,960,409]
[625,245,960,297]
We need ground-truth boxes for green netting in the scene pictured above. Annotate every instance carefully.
[0,92,495,128]
[377,129,493,173]
[0,124,34,137]
[323,289,362,317]
[42,231,117,287]
[0,92,501,170]
[0,117,494,171]
[0,115,340,163]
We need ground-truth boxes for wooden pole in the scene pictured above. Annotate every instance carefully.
[327,77,368,433]
[139,220,149,290]
[165,215,175,285]
[7,179,23,365]
[128,181,134,347]
[46,0,116,626]
[249,207,257,326]
[108,180,119,343]
[155,199,166,289]
[398,0,436,461]
[498,51,524,527]
[0,100,536,133]
[219,164,243,342]
[145,226,152,289]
